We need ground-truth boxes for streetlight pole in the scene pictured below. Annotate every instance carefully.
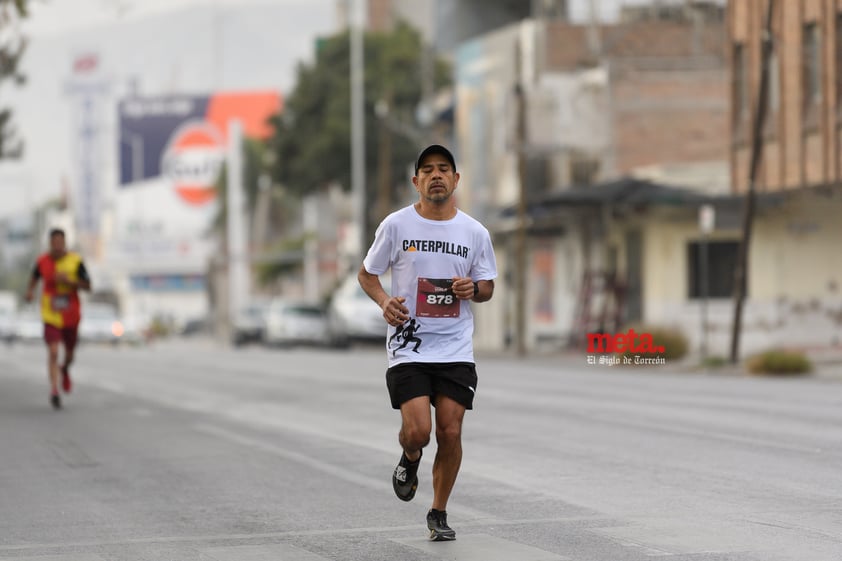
[514,37,528,357]
[700,232,709,359]
[226,119,246,339]
[350,0,366,263]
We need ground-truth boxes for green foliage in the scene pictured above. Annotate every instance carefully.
[0,0,29,159]
[621,325,689,361]
[254,235,308,286]
[211,138,271,233]
[267,23,451,200]
[1,1,29,16]
[747,350,812,376]
[0,264,30,293]
[147,316,172,339]
[700,355,728,369]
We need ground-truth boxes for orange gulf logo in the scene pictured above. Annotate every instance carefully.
[161,121,225,206]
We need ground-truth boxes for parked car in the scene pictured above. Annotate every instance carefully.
[13,306,43,343]
[79,303,125,345]
[327,272,390,346]
[0,307,16,344]
[0,291,16,341]
[0,291,17,344]
[232,301,270,346]
[263,300,329,347]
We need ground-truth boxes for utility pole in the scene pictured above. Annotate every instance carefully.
[375,93,393,225]
[226,119,247,338]
[730,0,775,364]
[514,37,528,357]
[350,0,366,262]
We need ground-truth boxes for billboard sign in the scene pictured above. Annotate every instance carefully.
[118,91,281,206]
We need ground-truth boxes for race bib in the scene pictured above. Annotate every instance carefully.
[416,278,459,318]
[51,295,70,311]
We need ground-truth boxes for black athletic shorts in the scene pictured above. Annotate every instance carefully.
[385,362,478,410]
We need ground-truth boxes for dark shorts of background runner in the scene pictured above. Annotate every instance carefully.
[386,362,478,410]
[43,324,78,349]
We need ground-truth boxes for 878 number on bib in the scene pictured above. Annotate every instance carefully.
[426,294,454,305]
[416,278,460,318]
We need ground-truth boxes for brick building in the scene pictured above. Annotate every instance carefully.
[542,12,728,182]
[729,0,839,192]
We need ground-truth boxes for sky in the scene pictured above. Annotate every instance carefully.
[0,0,725,220]
[21,0,327,36]
[0,0,336,219]
[18,0,724,35]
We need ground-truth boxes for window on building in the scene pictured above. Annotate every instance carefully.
[765,46,780,136]
[687,240,740,299]
[525,155,551,198]
[836,13,842,115]
[569,152,600,186]
[733,43,748,138]
[803,22,822,115]
[533,0,568,19]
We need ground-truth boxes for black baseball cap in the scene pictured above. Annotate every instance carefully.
[414,144,456,174]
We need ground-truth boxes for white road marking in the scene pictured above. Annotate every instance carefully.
[194,423,497,522]
[201,543,331,561]
[393,533,567,561]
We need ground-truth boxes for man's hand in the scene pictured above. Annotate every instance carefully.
[381,296,409,327]
[24,289,34,303]
[452,277,475,300]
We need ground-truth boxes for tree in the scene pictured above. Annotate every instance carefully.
[211,138,305,288]
[211,138,272,234]
[0,0,29,159]
[266,23,451,222]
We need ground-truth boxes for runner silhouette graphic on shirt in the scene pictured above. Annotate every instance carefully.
[390,318,422,356]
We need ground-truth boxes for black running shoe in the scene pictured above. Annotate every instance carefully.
[426,508,456,541]
[50,393,61,410]
[392,450,421,502]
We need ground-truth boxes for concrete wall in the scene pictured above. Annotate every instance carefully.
[640,189,842,358]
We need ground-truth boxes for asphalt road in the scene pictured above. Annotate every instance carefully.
[1,338,841,561]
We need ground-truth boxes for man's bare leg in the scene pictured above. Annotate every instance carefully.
[47,341,61,395]
[392,396,432,502]
[431,395,465,511]
[426,394,464,540]
[399,395,432,460]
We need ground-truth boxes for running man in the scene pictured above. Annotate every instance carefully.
[358,144,497,541]
[25,229,91,409]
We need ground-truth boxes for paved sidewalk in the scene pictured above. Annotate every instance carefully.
[478,345,842,381]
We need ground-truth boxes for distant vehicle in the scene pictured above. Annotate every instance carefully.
[0,308,17,344]
[263,300,329,347]
[119,313,150,345]
[180,316,210,337]
[79,303,125,345]
[232,301,269,346]
[327,272,390,347]
[0,291,17,343]
[13,306,43,343]
[0,290,16,311]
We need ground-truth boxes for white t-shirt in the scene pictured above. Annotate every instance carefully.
[363,204,498,367]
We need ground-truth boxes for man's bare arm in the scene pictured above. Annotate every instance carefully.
[473,279,494,303]
[358,265,408,327]
[24,273,38,302]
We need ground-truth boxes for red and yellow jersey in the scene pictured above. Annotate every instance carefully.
[33,252,88,329]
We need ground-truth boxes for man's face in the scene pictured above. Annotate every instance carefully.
[412,154,459,204]
[49,234,66,256]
